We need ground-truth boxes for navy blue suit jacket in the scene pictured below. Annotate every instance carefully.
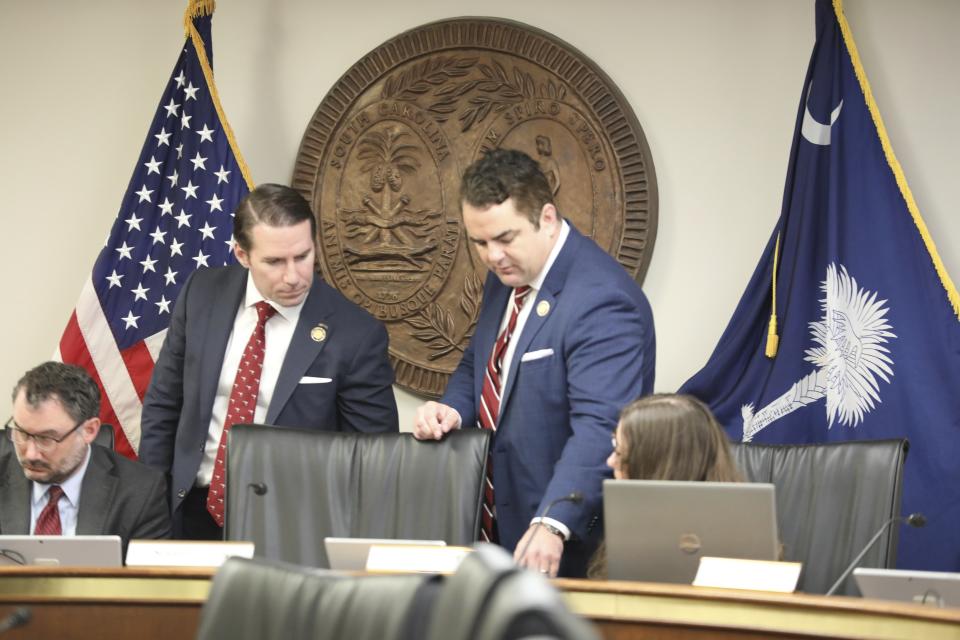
[441,224,655,576]
[139,264,398,514]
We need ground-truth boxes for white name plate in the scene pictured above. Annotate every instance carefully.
[125,540,255,567]
[693,556,802,593]
[365,545,472,574]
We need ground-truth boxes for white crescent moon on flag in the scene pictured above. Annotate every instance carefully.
[802,98,843,145]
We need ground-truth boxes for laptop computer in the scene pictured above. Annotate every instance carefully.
[854,568,960,608]
[603,479,779,583]
[324,537,446,571]
[0,535,123,567]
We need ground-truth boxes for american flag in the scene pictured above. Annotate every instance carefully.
[56,3,252,459]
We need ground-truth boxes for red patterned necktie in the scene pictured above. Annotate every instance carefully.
[477,286,531,543]
[34,485,64,535]
[207,300,277,527]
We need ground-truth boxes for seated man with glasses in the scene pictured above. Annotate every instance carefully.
[0,362,170,553]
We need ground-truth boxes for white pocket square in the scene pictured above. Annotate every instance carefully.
[521,348,554,362]
[299,376,332,384]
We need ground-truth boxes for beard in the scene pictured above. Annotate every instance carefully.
[16,444,88,485]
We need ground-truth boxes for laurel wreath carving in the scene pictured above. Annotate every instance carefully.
[382,57,569,133]
[405,272,484,360]
[381,56,478,101]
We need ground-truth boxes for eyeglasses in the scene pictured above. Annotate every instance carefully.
[610,435,621,457]
[4,417,87,453]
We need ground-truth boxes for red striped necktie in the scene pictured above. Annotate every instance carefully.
[477,286,531,542]
[207,300,277,527]
[35,485,64,535]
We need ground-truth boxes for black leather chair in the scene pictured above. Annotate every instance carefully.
[225,425,490,567]
[0,428,10,455]
[95,423,115,450]
[729,439,909,595]
[198,547,599,640]
[425,543,599,640]
[196,556,424,640]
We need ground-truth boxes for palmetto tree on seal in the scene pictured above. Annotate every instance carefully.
[742,263,896,441]
[356,128,421,245]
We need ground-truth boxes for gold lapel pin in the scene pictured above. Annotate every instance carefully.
[536,300,550,317]
[311,324,328,343]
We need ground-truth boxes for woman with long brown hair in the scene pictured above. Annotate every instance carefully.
[588,393,743,578]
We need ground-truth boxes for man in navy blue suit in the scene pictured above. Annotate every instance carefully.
[413,149,655,577]
[140,184,398,540]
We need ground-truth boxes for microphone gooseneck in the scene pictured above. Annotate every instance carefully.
[824,513,926,596]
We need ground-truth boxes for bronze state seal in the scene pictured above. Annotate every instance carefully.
[293,18,658,397]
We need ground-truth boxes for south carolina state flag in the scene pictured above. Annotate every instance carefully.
[681,0,960,571]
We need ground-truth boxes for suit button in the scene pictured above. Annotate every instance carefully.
[177,489,187,499]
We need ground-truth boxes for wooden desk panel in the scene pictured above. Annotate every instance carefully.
[557,578,960,640]
[2,567,959,639]
[0,567,212,640]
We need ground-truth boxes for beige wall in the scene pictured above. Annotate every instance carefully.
[2,0,957,432]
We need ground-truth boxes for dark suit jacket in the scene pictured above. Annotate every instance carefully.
[441,224,655,576]
[138,264,399,513]
[0,444,171,555]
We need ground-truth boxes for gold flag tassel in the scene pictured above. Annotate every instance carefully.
[765,232,781,358]
[184,0,216,35]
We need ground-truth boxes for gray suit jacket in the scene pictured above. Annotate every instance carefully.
[139,264,399,513]
[0,444,171,555]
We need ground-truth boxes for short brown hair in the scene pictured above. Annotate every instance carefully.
[13,362,101,424]
[233,183,317,252]
[459,148,556,227]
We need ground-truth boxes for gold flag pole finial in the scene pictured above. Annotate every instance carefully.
[184,0,216,35]
[765,232,781,358]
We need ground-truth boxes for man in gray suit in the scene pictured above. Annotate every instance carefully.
[139,183,399,540]
[0,362,171,554]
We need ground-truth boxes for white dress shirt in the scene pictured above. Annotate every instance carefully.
[498,220,569,391]
[197,274,303,486]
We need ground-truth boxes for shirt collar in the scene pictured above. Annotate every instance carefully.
[244,273,306,324]
[31,444,91,509]
[528,219,570,292]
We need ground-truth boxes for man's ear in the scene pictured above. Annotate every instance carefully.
[79,418,102,445]
[234,243,250,268]
[539,203,559,231]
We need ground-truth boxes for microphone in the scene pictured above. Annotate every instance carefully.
[0,607,31,633]
[231,482,269,540]
[825,513,926,596]
[516,491,584,565]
